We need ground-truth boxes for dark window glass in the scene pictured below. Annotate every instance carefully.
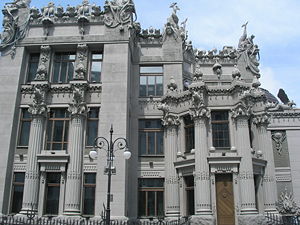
[27,53,40,82]
[52,53,75,83]
[184,116,194,153]
[11,172,25,213]
[83,173,96,215]
[18,109,31,147]
[138,178,164,217]
[90,53,102,82]
[211,111,230,148]
[139,66,163,97]
[46,109,69,150]
[86,108,99,146]
[45,173,60,215]
[139,119,164,156]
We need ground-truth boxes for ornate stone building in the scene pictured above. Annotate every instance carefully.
[0,0,300,225]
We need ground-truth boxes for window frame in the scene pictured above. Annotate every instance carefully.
[82,173,96,216]
[86,108,99,147]
[211,111,230,149]
[138,178,164,218]
[44,173,61,216]
[46,109,70,151]
[89,52,103,83]
[138,119,164,157]
[10,172,25,214]
[26,53,40,83]
[139,66,163,97]
[17,108,31,148]
[184,116,195,153]
[52,52,76,83]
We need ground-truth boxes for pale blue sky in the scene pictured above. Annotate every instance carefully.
[1,0,300,104]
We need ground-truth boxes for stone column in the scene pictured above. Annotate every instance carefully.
[232,105,257,214]
[64,84,88,215]
[192,111,212,215]
[21,84,48,213]
[253,114,277,213]
[163,115,180,218]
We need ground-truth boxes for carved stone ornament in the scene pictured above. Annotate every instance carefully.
[68,86,88,115]
[41,2,55,36]
[212,60,222,78]
[237,22,260,76]
[272,131,287,155]
[35,45,51,81]
[252,112,271,126]
[193,63,203,81]
[161,114,180,127]
[167,76,178,92]
[276,187,300,215]
[232,65,241,80]
[74,43,88,80]
[28,85,48,116]
[0,1,31,56]
[104,0,137,28]
[231,102,250,120]
[189,104,210,120]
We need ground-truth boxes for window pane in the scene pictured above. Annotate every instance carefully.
[91,61,101,82]
[92,54,102,60]
[53,121,63,142]
[11,186,24,213]
[139,132,146,155]
[139,178,164,188]
[147,76,155,96]
[83,187,95,215]
[60,62,68,83]
[45,173,60,215]
[139,76,147,97]
[84,173,96,184]
[19,121,31,146]
[147,192,155,216]
[88,108,99,118]
[138,191,146,217]
[140,66,163,73]
[87,121,98,146]
[156,76,163,96]
[157,191,164,216]
[68,62,74,82]
[53,62,60,83]
[147,132,155,154]
[156,131,164,155]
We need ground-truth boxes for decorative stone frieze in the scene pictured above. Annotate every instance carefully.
[35,45,51,81]
[195,46,238,65]
[104,0,136,29]
[271,131,286,155]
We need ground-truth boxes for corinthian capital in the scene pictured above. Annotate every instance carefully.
[231,102,250,120]
[252,112,271,126]
[162,114,180,127]
[189,104,210,120]
[68,85,88,116]
[28,85,48,116]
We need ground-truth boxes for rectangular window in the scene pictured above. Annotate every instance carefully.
[11,172,25,214]
[86,108,99,147]
[46,109,69,151]
[211,111,230,148]
[18,109,31,147]
[139,119,163,156]
[90,53,102,82]
[45,173,60,215]
[83,173,96,216]
[138,178,164,217]
[139,66,163,97]
[27,53,40,83]
[184,116,194,153]
[52,53,76,83]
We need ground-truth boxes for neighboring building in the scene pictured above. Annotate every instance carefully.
[0,0,300,225]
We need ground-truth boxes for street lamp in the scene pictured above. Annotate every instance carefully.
[89,125,131,225]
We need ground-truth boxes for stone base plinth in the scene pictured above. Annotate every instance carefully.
[238,214,267,225]
[190,215,215,225]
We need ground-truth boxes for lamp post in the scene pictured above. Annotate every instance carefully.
[89,125,131,225]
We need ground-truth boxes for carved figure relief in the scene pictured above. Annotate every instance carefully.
[68,85,88,115]
[104,0,136,29]
[212,60,222,78]
[237,22,260,76]
[232,65,241,80]
[74,43,88,80]
[28,85,48,116]
[271,131,287,155]
[276,187,300,215]
[35,45,51,81]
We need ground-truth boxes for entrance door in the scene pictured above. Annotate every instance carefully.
[216,174,235,225]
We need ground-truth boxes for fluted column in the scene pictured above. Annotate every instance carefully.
[64,84,88,215]
[21,84,48,213]
[193,113,211,215]
[163,115,180,218]
[232,105,257,214]
[253,114,277,213]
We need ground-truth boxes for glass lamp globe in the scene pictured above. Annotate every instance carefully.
[89,150,98,160]
[123,150,131,160]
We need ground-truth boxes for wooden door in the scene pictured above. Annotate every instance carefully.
[216,174,235,225]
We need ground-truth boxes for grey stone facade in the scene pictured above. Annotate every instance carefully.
[0,1,300,224]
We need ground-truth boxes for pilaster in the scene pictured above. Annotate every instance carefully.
[252,113,277,213]
[162,114,180,218]
[63,83,88,215]
[21,83,48,213]
[232,104,257,214]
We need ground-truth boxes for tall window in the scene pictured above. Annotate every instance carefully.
[83,173,96,216]
[45,173,60,215]
[138,178,164,217]
[86,108,99,147]
[52,52,76,83]
[139,66,163,97]
[139,119,163,156]
[90,53,102,82]
[18,109,31,147]
[11,172,25,213]
[27,53,40,83]
[211,111,230,148]
[184,116,194,153]
[46,109,69,151]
